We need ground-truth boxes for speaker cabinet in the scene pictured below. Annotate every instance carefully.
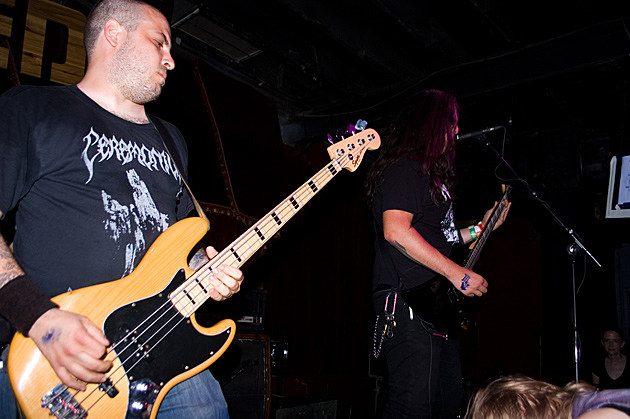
[273,399,340,418]
[210,333,271,419]
[196,290,267,333]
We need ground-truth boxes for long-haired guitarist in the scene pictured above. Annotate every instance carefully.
[365,89,510,418]
[0,1,243,417]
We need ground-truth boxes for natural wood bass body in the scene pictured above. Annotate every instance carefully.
[8,217,235,419]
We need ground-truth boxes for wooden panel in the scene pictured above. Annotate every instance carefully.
[0,0,14,70]
[21,0,85,84]
[0,0,12,37]
[0,47,7,71]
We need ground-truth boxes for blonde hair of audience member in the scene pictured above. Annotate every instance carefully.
[465,375,596,419]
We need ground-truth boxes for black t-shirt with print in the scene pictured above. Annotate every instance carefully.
[371,157,458,291]
[0,85,194,297]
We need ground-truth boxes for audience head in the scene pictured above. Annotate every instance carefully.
[465,375,594,419]
[600,328,625,357]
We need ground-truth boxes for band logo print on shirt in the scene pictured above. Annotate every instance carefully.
[81,127,181,184]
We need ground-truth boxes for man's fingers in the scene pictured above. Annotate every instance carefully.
[205,246,218,259]
[207,267,243,300]
[207,286,226,302]
[219,266,243,286]
[76,350,112,373]
[32,310,112,387]
[504,202,512,218]
[55,367,86,391]
[210,274,236,298]
[461,275,488,297]
[202,247,244,301]
[82,317,110,349]
[63,362,106,389]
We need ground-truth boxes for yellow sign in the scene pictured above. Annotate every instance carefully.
[1,0,86,84]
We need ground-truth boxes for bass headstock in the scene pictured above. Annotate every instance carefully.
[326,128,381,172]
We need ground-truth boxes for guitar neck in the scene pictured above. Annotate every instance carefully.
[216,160,342,269]
[171,160,341,315]
[464,186,511,269]
[170,128,380,316]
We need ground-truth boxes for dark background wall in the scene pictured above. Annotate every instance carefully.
[2,0,630,416]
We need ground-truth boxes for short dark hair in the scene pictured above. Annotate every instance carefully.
[83,0,147,58]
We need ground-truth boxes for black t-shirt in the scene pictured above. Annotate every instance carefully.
[0,85,194,297]
[371,157,459,291]
[592,358,630,389]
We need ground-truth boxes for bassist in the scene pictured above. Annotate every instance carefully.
[0,1,243,417]
[365,89,510,418]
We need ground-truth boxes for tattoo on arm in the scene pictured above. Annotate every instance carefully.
[0,237,24,289]
[460,274,471,291]
[42,328,59,345]
[392,241,422,265]
[189,248,210,270]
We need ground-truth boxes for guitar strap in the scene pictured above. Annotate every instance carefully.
[149,115,210,229]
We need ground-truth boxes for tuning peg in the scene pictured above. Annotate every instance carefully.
[355,119,368,131]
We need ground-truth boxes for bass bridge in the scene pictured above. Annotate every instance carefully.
[41,377,161,419]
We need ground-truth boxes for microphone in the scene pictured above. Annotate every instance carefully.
[457,125,503,140]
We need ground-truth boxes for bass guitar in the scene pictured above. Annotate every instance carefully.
[8,129,380,419]
[402,185,512,338]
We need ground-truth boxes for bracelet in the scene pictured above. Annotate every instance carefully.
[468,226,477,241]
[0,275,59,336]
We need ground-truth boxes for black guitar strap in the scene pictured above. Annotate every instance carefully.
[149,115,210,229]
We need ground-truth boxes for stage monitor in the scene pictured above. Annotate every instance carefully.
[606,155,630,218]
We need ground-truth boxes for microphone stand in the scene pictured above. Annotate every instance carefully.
[475,134,602,382]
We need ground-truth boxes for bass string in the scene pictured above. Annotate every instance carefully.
[73,298,185,413]
[80,309,189,417]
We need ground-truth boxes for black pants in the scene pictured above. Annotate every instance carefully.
[374,291,463,419]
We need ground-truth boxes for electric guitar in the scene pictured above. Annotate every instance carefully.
[402,185,512,337]
[8,129,380,419]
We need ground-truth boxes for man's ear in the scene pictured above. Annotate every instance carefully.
[103,19,125,48]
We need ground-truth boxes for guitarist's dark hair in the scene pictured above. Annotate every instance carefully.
[365,89,459,205]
